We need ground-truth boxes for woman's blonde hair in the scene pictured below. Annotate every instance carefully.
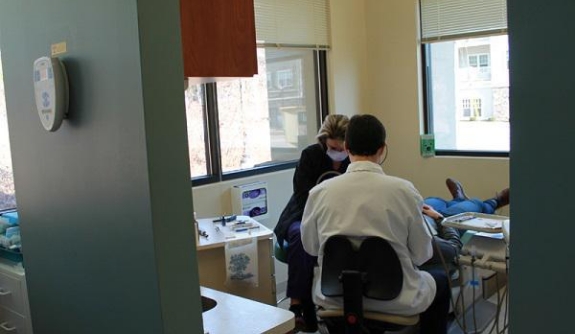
[316,114,349,144]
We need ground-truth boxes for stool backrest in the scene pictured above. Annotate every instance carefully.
[321,235,403,300]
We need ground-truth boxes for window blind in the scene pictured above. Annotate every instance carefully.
[420,0,507,43]
[254,0,330,49]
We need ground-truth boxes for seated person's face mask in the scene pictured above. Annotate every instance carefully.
[326,149,348,162]
[325,138,347,162]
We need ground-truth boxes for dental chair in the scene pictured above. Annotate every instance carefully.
[317,235,419,334]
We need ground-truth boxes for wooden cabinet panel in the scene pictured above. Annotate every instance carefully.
[197,238,276,306]
[180,0,258,78]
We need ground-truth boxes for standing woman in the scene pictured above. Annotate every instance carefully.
[274,114,350,332]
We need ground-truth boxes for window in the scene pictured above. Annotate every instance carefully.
[479,55,489,68]
[184,84,209,178]
[183,0,331,184]
[468,55,478,68]
[185,49,325,183]
[0,51,17,211]
[466,54,490,69]
[466,52,491,77]
[420,0,509,155]
[276,69,294,89]
[462,98,482,119]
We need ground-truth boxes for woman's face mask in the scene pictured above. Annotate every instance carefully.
[325,138,347,162]
[326,148,348,162]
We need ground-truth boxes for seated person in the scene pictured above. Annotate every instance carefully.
[274,114,350,332]
[301,114,450,334]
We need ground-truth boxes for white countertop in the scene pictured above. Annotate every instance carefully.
[196,216,273,251]
[201,286,294,334]
[0,257,25,277]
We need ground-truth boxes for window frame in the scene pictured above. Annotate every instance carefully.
[420,0,509,157]
[190,49,329,186]
[0,52,17,211]
[421,43,509,158]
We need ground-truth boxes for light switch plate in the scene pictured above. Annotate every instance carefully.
[420,134,435,157]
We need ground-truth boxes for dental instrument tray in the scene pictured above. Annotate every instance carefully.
[442,212,509,233]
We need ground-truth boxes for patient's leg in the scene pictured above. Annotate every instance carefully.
[424,197,450,212]
[426,197,497,216]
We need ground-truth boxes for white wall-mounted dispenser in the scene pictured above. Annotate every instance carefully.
[231,181,269,221]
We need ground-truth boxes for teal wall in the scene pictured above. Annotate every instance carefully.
[508,0,575,332]
[0,1,202,333]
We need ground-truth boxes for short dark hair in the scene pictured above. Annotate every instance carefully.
[345,114,386,156]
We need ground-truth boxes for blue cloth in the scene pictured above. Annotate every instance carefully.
[286,221,317,301]
[424,197,497,217]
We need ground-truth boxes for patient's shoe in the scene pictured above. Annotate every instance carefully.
[446,178,468,200]
[495,188,510,208]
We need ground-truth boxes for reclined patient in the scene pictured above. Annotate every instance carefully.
[422,178,509,267]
